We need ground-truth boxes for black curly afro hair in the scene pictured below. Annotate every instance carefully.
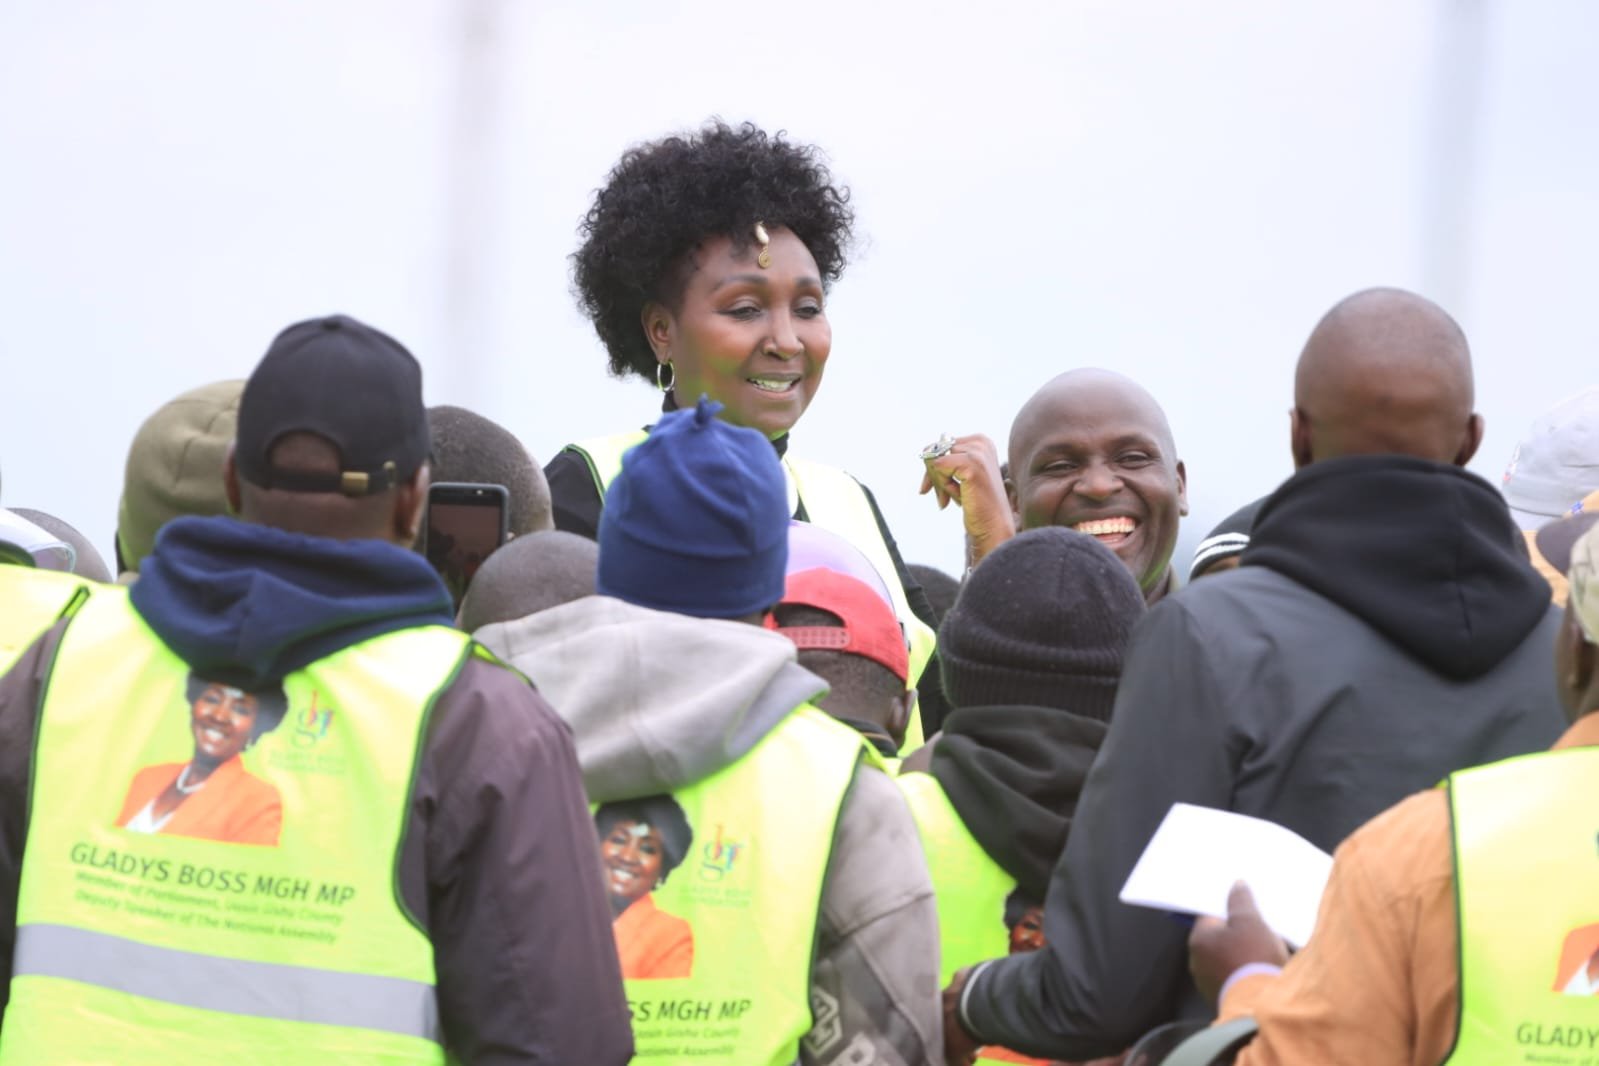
[572,120,855,381]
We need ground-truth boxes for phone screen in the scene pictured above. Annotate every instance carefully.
[424,483,508,608]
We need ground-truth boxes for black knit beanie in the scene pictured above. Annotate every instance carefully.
[939,528,1145,721]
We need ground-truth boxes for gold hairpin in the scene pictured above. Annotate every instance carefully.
[754,221,771,268]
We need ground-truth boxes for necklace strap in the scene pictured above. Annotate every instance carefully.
[175,764,206,795]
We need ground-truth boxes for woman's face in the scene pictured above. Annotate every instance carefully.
[645,226,832,440]
[1009,906,1046,954]
[190,685,259,766]
[601,819,666,909]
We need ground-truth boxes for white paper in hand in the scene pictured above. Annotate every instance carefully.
[1118,803,1334,947]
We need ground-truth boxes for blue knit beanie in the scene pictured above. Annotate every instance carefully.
[597,396,790,619]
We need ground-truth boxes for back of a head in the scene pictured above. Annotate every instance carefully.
[428,405,553,537]
[231,315,431,543]
[117,379,243,574]
[1292,288,1480,467]
[459,530,599,632]
[940,527,1145,721]
[10,509,112,582]
[770,568,910,739]
[596,397,789,621]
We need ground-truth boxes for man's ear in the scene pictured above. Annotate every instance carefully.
[1290,407,1314,469]
[1174,459,1189,517]
[223,446,243,516]
[1455,413,1486,468]
[889,689,916,749]
[641,301,675,364]
[396,464,430,547]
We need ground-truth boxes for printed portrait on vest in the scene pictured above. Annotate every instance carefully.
[1554,922,1599,994]
[595,796,695,979]
[115,675,287,846]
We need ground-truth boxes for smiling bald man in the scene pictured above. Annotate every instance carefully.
[921,369,1188,603]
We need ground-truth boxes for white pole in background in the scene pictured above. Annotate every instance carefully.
[1421,0,1488,315]
[439,0,508,404]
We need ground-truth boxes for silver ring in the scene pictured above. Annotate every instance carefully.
[919,433,956,461]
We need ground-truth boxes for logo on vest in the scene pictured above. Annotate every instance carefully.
[265,691,347,776]
[699,824,745,882]
[293,697,336,748]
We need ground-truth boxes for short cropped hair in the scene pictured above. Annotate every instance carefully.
[427,405,552,536]
[457,530,598,633]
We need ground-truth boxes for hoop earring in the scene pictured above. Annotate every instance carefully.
[656,360,675,392]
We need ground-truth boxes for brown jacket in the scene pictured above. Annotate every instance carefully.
[1221,714,1599,1066]
[0,620,634,1065]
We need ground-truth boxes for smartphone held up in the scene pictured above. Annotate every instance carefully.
[423,482,509,608]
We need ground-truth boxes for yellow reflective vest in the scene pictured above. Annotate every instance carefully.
[1443,746,1599,1065]
[566,430,936,750]
[0,564,90,673]
[898,770,1016,985]
[0,587,478,1065]
[606,704,869,1065]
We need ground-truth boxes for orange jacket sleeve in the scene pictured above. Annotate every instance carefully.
[1222,790,1460,1066]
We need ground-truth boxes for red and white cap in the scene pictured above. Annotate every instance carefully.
[767,567,910,684]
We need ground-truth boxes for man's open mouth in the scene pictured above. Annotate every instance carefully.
[1072,516,1138,545]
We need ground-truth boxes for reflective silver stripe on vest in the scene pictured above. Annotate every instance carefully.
[14,923,441,1042]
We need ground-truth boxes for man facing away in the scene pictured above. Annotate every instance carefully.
[945,288,1568,1062]
[0,315,633,1064]
[1187,510,1599,1064]
[472,396,943,1066]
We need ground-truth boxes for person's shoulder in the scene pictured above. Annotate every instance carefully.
[1332,787,1451,895]
[830,764,929,906]
[1152,565,1332,654]
[1169,564,1302,613]
[433,655,574,753]
[842,761,913,820]
[451,653,562,717]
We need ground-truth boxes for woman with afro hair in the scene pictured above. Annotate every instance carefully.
[546,121,938,731]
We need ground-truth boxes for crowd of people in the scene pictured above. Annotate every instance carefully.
[1,119,1595,1065]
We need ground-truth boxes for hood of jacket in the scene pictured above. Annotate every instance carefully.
[928,704,1107,902]
[130,515,454,689]
[1242,454,1552,680]
[475,595,828,802]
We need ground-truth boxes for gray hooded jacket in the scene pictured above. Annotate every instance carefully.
[476,595,942,1066]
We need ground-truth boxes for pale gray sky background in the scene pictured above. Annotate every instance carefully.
[2,1,1594,575]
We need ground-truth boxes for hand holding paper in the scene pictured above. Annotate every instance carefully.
[1119,802,1333,947]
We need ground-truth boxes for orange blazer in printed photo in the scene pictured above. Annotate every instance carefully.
[116,758,282,846]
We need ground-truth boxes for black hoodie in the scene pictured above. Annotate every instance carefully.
[928,705,1105,904]
[960,455,1568,1060]
[1244,455,1552,679]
